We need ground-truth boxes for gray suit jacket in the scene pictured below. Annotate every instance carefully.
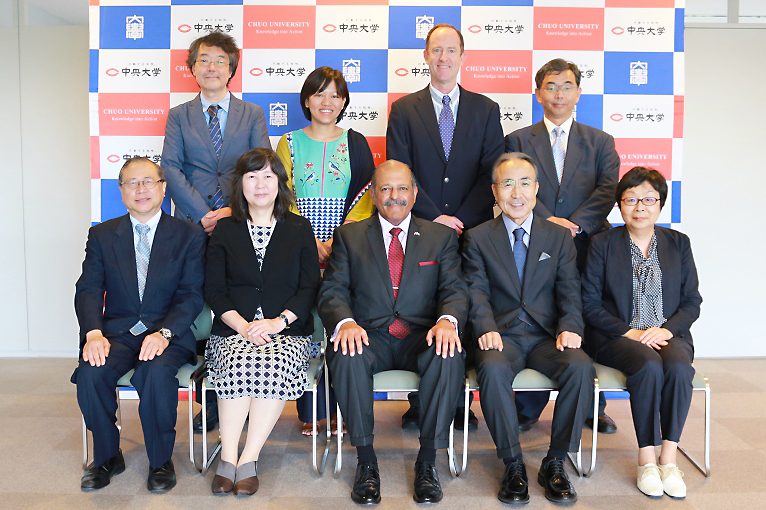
[161,94,270,224]
[505,120,619,236]
[318,214,468,335]
[462,214,583,341]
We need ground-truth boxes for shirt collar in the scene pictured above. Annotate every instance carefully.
[502,212,534,238]
[429,83,460,107]
[379,213,412,238]
[130,209,162,232]
[543,115,574,137]
[201,91,231,113]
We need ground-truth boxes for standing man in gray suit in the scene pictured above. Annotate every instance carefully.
[161,31,270,432]
[318,160,468,505]
[462,153,594,505]
[506,59,619,433]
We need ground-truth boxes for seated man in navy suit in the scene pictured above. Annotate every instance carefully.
[72,158,205,493]
[462,153,594,505]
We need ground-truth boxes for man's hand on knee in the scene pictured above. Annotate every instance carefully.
[83,329,110,367]
[555,331,582,351]
[334,322,369,357]
[478,331,503,351]
[139,332,169,361]
[427,319,461,358]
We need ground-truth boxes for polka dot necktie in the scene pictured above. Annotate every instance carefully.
[129,223,150,335]
[439,95,455,160]
[387,227,410,339]
[208,105,225,210]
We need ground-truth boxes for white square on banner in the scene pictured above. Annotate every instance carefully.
[674,52,684,96]
[170,92,198,109]
[483,93,534,137]
[242,48,315,93]
[534,0,605,7]
[98,49,171,94]
[461,6,534,52]
[602,94,674,139]
[315,5,389,50]
[170,5,244,50]
[91,179,102,224]
[338,93,388,138]
[672,137,683,181]
[89,93,100,137]
[387,49,435,94]
[99,136,166,180]
[90,6,100,49]
[604,8,675,53]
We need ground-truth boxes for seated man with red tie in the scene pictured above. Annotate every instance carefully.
[318,160,468,504]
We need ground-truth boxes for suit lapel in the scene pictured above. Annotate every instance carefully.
[190,94,219,161]
[398,217,423,297]
[488,216,522,295]
[654,227,676,319]
[449,86,472,167]
[141,213,175,308]
[559,121,583,191]
[113,215,141,310]
[413,87,448,165]
[220,94,242,167]
[366,216,396,306]
[613,227,634,320]
[529,122,559,191]
[523,216,552,296]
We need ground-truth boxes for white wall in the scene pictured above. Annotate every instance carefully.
[0,22,762,357]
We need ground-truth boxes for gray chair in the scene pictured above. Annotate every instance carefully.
[333,370,459,478]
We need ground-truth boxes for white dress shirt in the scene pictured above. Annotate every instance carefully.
[129,209,162,257]
[429,83,460,123]
[543,115,574,153]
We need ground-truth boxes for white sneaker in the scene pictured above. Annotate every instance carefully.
[659,463,686,499]
[637,464,664,498]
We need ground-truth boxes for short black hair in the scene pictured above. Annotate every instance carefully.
[492,152,538,183]
[187,31,240,85]
[425,24,464,54]
[535,58,581,89]
[300,67,350,122]
[119,157,164,184]
[230,148,295,222]
[616,166,668,209]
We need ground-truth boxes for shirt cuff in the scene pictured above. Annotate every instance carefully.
[330,318,356,342]
[437,315,458,331]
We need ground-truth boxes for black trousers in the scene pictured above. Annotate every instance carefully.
[475,321,594,459]
[595,337,694,448]
[327,327,464,449]
[72,333,193,468]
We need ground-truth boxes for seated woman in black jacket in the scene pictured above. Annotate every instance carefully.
[581,167,702,500]
[204,148,320,496]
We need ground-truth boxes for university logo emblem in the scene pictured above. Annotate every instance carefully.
[126,15,144,40]
[342,59,361,84]
[630,61,648,86]
[270,103,288,127]
[415,15,434,40]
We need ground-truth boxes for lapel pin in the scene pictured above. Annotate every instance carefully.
[414,231,420,236]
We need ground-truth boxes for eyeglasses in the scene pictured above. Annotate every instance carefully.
[196,58,229,68]
[120,178,165,190]
[621,197,659,206]
[542,83,576,93]
[494,178,535,190]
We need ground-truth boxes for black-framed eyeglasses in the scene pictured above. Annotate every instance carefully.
[621,197,659,206]
[120,178,165,190]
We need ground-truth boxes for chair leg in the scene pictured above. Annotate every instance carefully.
[188,380,194,468]
[448,420,458,478]
[82,416,89,470]
[310,362,332,477]
[566,440,583,477]
[196,379,221,474]
[677,380,711,477]
[584,383,600,477]
[460,382,470,476]
[333,403,343,476]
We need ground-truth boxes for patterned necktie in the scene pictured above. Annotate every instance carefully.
[439,95,455,160]
[129,223,150,335]
[387,227,410,338]
[513,226,532,325]
[208,105,225,210]
[552,127,565,183]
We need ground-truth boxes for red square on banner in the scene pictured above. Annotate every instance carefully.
[674,96,684,139]
[91,136,100,179]
[606,0,675,7]
[533,8,604,51]
[170,50,243,93]
[461,50,533,94]
[387,92,408,119]
[99,94,170,137]
[243,6,315,49]
[367,136,386,167]
[615,138,673,180]
[89,0,98,5]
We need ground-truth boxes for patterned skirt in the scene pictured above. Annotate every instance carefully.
[206,332,310,400]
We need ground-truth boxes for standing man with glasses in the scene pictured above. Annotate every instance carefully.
[505,59,620,434]
[73,158,205,493]
[161,31,270,432]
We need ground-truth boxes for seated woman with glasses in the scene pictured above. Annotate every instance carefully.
[204,148,320,496]
[581,167,702,500]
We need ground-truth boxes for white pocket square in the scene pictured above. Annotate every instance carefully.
[538,252,551,261]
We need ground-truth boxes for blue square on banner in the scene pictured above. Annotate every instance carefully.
[100,6,171,49]
[604,52,673,96]
[531,94,602,130]
[461,0,532,5]
[388,7,461,50]
[671,181,681,223]
[675,9,684,53]
[243,93,303,138]
[315,50,388,94]
[90,50,98,93]
[100,179,171,223]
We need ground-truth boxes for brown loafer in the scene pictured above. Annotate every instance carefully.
[233,461,259,496]
[211,474,234,494]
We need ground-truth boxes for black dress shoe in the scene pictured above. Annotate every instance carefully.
[147,459,176,493]
[498,460,529,505]
[413,461,443,503]
[193,400,219,433]
[454,409,479,431]
[402,406,419,429]
[537,457,577,504]
[585,414,617,434]
[351,462,381,504]
[517,414,538,433]
[81,450,125,491]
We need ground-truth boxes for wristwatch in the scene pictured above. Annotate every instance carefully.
[159,328,173,340]
[278,314,289,328]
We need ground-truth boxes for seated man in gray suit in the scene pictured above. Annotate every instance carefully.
[318,160,468,504]
[462,153,594,505]
[506,59,619,433]
[161,31,270,431]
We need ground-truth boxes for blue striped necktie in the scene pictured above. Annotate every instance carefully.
[513,226,532,325]
[208,105,224,210]
[552,127,565,183]
[129,223,150,335]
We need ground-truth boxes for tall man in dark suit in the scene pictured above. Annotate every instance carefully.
[72,158,205,493]
[386,23,503,428]
[506,59,620,433]
[318,160,468,504]
[463,153,594,505]
[161,31,270,431]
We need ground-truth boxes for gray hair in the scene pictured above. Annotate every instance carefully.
[118,157,165,184]
[492,152,538,183]
[370,160,418,194]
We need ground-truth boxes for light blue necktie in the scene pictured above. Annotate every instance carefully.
[129,223,150,335]
[208,105,225,210]
[513,226,532,325]
[552,127,565,183]
[439,95,455,160]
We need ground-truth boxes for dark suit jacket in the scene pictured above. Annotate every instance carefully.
[505,120,619,236]
[318,214,468,335]
[204,213,320,338]
[387,86,504,230]
[581,226,702,356]
[462,214,583,341]
[74,212,206,356]
[161,94,271,224]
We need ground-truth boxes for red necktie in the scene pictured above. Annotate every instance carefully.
[387,227,410,338]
